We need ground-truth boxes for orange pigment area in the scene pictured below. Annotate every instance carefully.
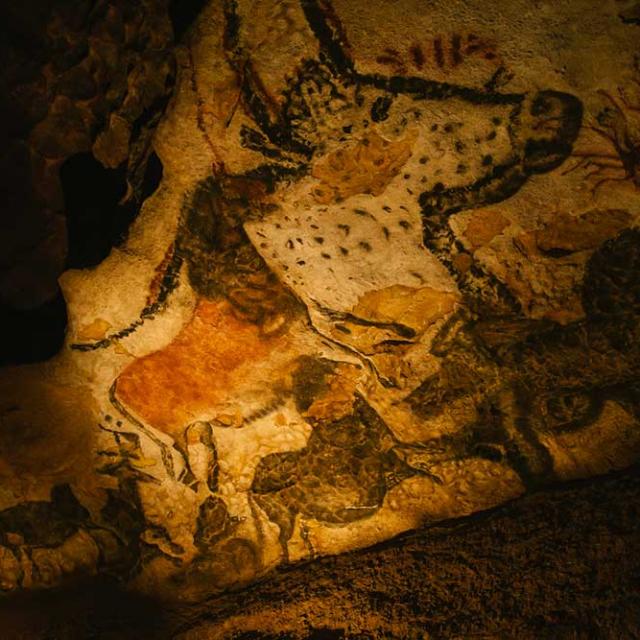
[115,299,286,439]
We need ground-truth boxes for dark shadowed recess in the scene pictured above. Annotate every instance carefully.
[61,151,163,270]
[0,152,162,366]
[170,0,210,41]
[0,289,68,366]
[0,464,638,639]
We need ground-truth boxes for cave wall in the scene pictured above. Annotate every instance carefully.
[1,466,639,638]
[0,0,640,635]
[0,0,176,363]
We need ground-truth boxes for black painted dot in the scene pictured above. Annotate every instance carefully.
[455,140,466,153]
[321,252,331,259]
[399,220,411,230]
[314,237,324,244]
[339,247,349,255]
[419,156,428,164]
[492,116,502,125]
[431,124,438,132]
[359,241,372,252]
[482,154,494,166]
[487,131,497,140]
[404,173,411,179]
[456,164,467,174]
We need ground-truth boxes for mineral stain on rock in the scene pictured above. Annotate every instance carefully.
[0,1,639,630]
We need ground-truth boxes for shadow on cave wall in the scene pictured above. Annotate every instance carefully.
[61,151,163,270]
[0,0,208,366]
[0,151,163,367]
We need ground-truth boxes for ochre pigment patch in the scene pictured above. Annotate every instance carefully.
[311,132,414,203]
[1,0,639,603]
[115,299,290,438]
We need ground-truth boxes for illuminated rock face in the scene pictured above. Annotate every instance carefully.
[1,0,640,599]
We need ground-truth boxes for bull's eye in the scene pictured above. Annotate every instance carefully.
[531,95,553,117]
[544,392,603,433]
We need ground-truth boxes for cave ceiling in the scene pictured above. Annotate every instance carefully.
[0,0,640,609]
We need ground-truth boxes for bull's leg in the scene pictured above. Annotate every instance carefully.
[184,421,218,493]
[253,494,296,563]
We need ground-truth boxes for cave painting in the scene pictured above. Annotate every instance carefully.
[1,0,640,599]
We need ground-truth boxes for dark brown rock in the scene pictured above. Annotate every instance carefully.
[1,0,175,316]
[0,466,637,639]
[57,65,97,100]
[30,97,91,158]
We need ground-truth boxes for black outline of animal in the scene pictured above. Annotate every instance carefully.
[70,0,583,351]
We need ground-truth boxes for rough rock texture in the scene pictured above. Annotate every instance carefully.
[1,464,639,639]
[0,0,176,362]
[1,0,640,635]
